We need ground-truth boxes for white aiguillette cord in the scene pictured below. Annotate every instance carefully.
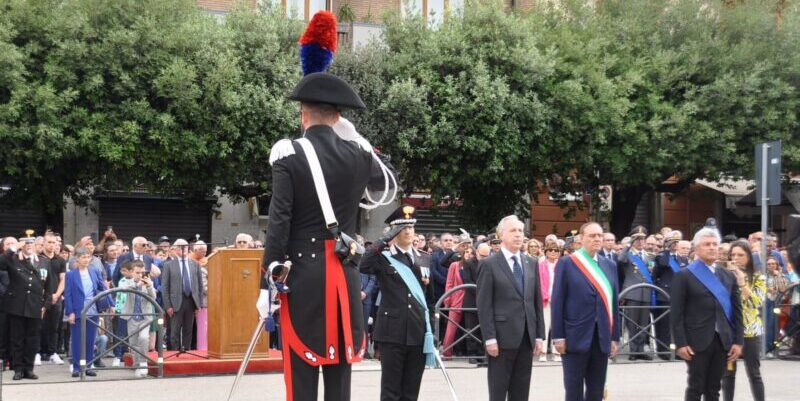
[296,138,339,229]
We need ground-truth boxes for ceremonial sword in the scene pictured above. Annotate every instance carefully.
[433,351,460,401]
[226,315,266,401]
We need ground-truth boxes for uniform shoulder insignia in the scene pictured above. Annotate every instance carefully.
[269,139,296,166]
[333,117,372,153]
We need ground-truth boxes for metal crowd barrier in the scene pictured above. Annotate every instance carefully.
[771,282,800,358]
[434,284,484,360]
[79,288,165,380]
[616,283,674,360]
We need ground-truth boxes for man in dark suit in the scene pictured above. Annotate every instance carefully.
[0,234,53,380]
[617,225,655,360]
[161,239,203,351]
[359,205,435,401]
[462,243,490,365]
[671,227,743,401]
[652,230,687,360]
[113,237,154,286]
[358,258,377,358]
[477,215,545,401]
[551,222,620,401]
[600,233,618,264]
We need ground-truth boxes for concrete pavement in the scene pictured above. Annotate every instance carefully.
[2,359,797,400]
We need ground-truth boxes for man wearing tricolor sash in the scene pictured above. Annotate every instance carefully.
[551,222,620,401]
[670,227,743,401]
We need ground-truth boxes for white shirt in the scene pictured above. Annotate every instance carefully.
[500,246,522,273]
[178,258,191,282]
[132,252,143,261]
[394,244,415,265]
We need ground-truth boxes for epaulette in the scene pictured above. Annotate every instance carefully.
[333,117,372,153]
[269,139,296,166]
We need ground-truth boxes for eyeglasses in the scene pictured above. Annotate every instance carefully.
[545,248,559,253]
[236,241,248,244]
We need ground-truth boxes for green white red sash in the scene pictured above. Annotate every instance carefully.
[570,248,614,333]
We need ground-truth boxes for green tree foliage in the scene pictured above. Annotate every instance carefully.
[0,0,302,218]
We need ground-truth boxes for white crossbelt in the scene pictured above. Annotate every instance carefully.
[296,137,339,228]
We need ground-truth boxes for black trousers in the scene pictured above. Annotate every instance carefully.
[463,311,484,357]
[0,310,10,363]
[40,301,63,357]
[653,300,671,354]
[624,300,650,353]
[684,334,726,401]
[487,329,533,401]
[376,342,425,401]
[285,342,351,401]
[169,295,196,350]
[722,336,765,401]
[561,328,608,401]
[8,314,42,373]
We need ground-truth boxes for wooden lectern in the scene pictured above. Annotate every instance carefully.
[207,248,270,359]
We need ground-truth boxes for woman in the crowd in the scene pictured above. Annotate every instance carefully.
[722,241,766,401]
[527,239,543,261]
[64,247,113,377]
[764,256,788,357]
[538,240,561,362]
[442,246,473,357]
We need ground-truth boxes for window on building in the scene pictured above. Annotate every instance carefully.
[403,0,463,26]
[277,0,329,20]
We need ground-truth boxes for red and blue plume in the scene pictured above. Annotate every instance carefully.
[299,11,338,75]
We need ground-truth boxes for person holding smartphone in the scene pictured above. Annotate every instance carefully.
[721,241,766,401]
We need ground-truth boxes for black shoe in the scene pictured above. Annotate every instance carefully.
[94,360,106,368]
[85,370,97,377]
[23,371,38,380]
[640,354,653,361]
[13,371,23,380]
[628,355,637,361]
[72,371,80,378]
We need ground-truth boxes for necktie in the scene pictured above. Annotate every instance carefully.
[181,259,192,297]
[511,255,524,295]
[133,293,144,321]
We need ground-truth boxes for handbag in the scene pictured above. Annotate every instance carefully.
[296,138,365,264]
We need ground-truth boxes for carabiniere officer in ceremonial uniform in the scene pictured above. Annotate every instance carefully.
[616,225,655,360]
[359,205,437,401]
[258,71,397,401]
[0,231,53,380]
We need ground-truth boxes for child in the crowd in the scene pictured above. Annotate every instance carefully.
[112,262,134,366]
[119,260,156,378]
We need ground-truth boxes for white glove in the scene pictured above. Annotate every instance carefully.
[256,289,270,318]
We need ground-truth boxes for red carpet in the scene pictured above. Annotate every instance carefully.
[124,350,284,377]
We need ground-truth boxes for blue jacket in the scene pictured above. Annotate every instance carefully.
[360,273,378,304]
[551,254,621,354]
[113,252,154,286]
[64,268,113,319]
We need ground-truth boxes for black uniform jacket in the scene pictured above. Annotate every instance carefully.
[653,251,688,302]
[0,251,53,319]
[262,124,397,358]
[359,245,433,346]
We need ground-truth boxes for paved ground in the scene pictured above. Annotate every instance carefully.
[2,358,797,400]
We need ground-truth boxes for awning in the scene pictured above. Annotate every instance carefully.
[695,178,754,197]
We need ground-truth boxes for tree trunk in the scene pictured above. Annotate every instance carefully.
[609,185,649,239]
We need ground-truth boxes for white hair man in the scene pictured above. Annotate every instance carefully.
[671,227,743,401]
[234,233,253,249]
[161,239,203,351]
[476,215,545,401]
